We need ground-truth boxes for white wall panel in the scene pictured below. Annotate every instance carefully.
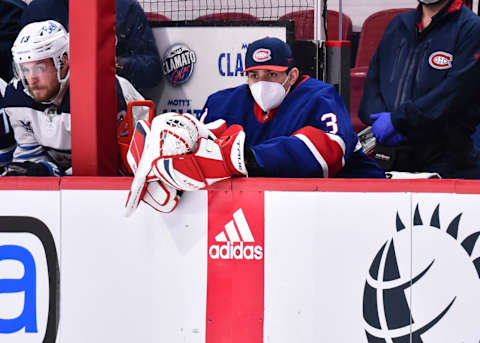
[264,191,412,343]
[59,189,208,343]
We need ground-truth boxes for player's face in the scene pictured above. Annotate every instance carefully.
[247,70,288,89]
[247,69,299,91]
[20,58,60,102]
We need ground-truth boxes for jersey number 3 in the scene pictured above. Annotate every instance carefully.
[321,113,338,134]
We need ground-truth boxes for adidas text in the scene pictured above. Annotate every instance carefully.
[209,242,263,260]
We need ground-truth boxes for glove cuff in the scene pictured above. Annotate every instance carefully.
[217,125,247,176]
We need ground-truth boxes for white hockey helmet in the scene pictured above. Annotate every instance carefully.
[11,20,69,103]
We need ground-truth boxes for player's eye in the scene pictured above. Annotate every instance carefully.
[269,72,278,78]
[34,64,46,73]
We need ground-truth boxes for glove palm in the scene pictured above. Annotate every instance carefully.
[370,112,407,146]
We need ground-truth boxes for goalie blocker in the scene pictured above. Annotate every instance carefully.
[150,125,248,191]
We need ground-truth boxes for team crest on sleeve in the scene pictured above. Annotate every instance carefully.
[253,48,271,62]
[428,51,453,70]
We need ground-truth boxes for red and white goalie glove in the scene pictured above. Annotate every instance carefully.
[124,112,216,216]
[149,125,248,191]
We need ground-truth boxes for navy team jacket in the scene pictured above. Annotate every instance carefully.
[359,0,480,171]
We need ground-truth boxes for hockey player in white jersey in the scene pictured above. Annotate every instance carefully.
[0,19,140,176]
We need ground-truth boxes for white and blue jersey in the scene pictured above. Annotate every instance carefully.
[1,79,127,175]
[204,76,384,178]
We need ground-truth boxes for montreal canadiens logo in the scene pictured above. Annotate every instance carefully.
[252,48,272,63]
[428,51,453,70]
[162,44,197,86]
[363,204,480,343]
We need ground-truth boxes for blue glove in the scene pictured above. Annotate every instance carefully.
[370,112,407,146]
[383,131,408,146]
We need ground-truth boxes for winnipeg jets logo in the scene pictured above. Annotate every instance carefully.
[428,51,453,70]
[19,120,33,134]
[42,22,58,34]
[209,208,263,260]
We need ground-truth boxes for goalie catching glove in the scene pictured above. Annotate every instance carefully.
[150,124,248,191]
[124,112,216,216]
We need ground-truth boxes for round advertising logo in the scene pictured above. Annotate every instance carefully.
[162,44,197,86]
[363,205,480,343]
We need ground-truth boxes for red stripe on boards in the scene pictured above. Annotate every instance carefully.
[206,190,265,343]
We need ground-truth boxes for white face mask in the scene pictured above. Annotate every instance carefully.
[249,73,291,112]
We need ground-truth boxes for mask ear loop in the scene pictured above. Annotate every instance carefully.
[282,70,292,94]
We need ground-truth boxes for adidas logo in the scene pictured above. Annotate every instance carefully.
[209,208,263,260]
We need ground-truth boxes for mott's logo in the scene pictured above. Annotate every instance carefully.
[209,209,263,260]
[0,217,59,343]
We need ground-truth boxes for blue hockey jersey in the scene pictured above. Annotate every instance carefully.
[204,76,385,178]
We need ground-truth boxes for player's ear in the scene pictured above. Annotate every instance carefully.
[287,67,299,87]
[62,54,70,69]
[60,53,70,78]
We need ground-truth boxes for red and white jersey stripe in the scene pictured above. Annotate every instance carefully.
[294,126,346,177]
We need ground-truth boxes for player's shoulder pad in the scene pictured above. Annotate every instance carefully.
[293,77,338,99]
[205,84,248,106]
[209,84,246,99]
